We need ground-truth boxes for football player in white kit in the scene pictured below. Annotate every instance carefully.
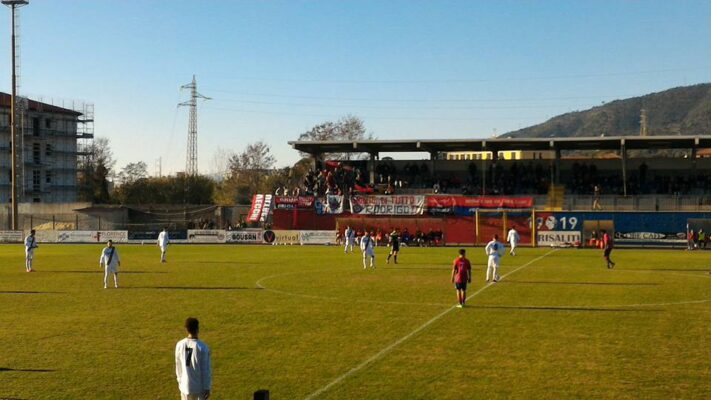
[99,240,121,289]
[24,229,38,272]
[175,317,212,400]
[485,234,505,282]
[157,228,170,263]
[506,226,520,256]
[360,231,376,269]
[344,225,356,254]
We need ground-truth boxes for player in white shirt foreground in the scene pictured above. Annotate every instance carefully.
[344,226,356,254]
[360,231,376,269]
[506,226,520,256]
[175,317,212,400]
[485,234,505,282]
[24,229,38,272]
[99,240,121,289]
[157,228,170,263]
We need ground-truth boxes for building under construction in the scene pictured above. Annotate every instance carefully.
[0,93,94,203]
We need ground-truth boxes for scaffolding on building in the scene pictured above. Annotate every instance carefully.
[14,96,94,202]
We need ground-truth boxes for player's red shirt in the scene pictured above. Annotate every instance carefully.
[452,257,471,284]
[603,233,613,249]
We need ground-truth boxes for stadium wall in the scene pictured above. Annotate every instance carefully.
[274,208,711,248]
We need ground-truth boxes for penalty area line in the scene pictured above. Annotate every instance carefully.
[303,249,558,400]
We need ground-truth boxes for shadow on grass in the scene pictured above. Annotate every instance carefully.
[384,266,452,271]
[123,286,262,290]
[621,268,711,272]
[500,280,661,286]
[0,291,64,294]
[469,305,661,312]
[43,271,168,274]
[0,367,54,373]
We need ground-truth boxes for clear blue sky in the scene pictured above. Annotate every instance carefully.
[1,0,709,175]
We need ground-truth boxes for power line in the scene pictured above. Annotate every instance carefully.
[209,96,599,110]
[203,88,643,104]
[202,105,539,121]
[209,66,710,84]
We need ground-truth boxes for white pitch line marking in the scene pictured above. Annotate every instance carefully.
[303,249,558,400]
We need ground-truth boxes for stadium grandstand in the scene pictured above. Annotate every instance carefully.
[258,135,711,248]
[289,135,711,198]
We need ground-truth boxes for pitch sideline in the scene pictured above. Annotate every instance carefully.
[303,249,558,400]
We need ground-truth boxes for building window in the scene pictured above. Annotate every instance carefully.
[33,198,41,203]
[45,119,51,129]
[45,144,53,157]
[46,171,53,184]
[33,143,41,164]
[32,118,40,137]
[32,170,41,191]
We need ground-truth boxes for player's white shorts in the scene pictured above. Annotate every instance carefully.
[487,256,500,269]
[105,264,118,274]
[160,246,168,252]
[25,249,34,259]
[363,250,375,258]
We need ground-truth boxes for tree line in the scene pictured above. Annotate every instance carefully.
[78,116,371,205]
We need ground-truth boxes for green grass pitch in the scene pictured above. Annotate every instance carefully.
[1,244,710,399]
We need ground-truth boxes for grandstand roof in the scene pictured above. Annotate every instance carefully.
[289,135,711,156]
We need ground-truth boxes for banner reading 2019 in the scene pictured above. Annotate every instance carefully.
[349,195,425,215]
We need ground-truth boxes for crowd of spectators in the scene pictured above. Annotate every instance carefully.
[570,162,711,195]
[286,159,711,198]
[336,227,444,247]
[301,164,371,196]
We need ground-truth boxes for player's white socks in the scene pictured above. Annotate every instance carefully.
[114,274,119,288]
[486,266,499,281]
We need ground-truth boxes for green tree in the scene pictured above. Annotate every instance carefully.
[117,161,148,185]
[113,174,215,205]
[297,115,373,160]
[78,137,114,203]
[215,141,275,205]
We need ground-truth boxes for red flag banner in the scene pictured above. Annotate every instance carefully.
[274,196,316,210]
[247,194,265,222]
[426,196,534,210]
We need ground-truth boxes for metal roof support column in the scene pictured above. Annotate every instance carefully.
[690,145,697,176]
[554,148,561,184]
[429,151,437,186]
[481,141,487,195]
[621,140,627,197]
[368,152,377,185]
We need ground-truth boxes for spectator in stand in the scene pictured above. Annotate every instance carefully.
[698,229,706,249]
[402,228,411,246]
[593,184,603,210]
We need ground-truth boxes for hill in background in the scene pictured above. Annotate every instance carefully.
[503,83,711,138]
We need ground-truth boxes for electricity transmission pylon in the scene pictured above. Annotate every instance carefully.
[178,75,210,176]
